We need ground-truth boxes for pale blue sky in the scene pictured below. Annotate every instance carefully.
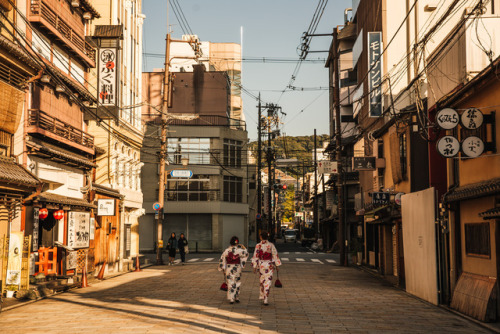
[143,0,350,140]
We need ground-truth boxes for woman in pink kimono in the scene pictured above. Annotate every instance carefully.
[252,231,281,305]
[218,236,249,304]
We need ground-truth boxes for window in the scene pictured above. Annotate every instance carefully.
[465,223,491,258]
[166,175,213,201]
[223,176,243,203]
[399,133,407,180]
[167,138,210,165]
[223,139,242,167]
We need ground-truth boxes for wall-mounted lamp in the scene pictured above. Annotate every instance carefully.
[71,0,80,8]
[83,12,92,20]
[55,85,65,93]
[83,100,91,107]
[40,74,51,83]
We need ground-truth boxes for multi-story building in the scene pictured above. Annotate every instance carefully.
[0,0,42,293]
[12,0,100,280]
[327,0,500,322]
[141,65,249,252]
[88,0,146,274]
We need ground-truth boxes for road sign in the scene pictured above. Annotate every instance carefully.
[153,202,162,211]
[318,160,338,174]
[170,170,193,178]
[256,213,261,220]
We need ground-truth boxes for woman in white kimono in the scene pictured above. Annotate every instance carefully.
[218,236,249,304]
[252,231,282,305]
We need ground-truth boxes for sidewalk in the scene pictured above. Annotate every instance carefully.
[0,261,492,333]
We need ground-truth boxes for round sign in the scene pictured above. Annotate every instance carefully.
[462,136,484,158]
[436,136,460,158]
[152,202,162,211]
[395,193,405,206]
[436,108,459,130]
[256,213,261,220]
[461,108,483,130]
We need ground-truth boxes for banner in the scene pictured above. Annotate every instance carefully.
[368,32,383,117]
[98,48,118,106]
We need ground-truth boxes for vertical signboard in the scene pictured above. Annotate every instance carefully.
[368,32,383,117]
[98,48,118,106]
[33,208,39,251]
[6,232,24,287]
[68,212,91,249]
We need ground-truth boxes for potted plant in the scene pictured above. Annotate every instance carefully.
[5,285,17,298]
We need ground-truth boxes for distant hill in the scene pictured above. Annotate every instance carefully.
[248,134,329,176]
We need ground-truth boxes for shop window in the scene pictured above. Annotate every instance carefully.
[167,138,210,165]
[166,175,213,201]
[465,223,491,258]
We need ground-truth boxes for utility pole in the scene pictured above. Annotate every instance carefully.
[313,129,319,238]
[156,33,171,265]
[266,107,273,233]
[333,27,346,266]
[257,94,262,240]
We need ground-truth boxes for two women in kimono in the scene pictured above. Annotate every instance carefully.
[218,231,281,305]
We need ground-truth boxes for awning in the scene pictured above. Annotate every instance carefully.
[445,178,500,203]
[35,192,96,209]
[27,141,96,169]
[367,216,394,225]
[0,156,40,188]
[93,183,121,198]
[479,207,500,220]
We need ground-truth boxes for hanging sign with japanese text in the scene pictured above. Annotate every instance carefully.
[436,108,459,130]
[437,136,460,158]
[462,136,484,158]
[68,211,90,249]
[461,108,483,130]
[98,48,117,106]
[353,157,376,170]
[372,192,390,205]
[318,160,338,174]
[33,208,39,252]
[368,32,383,117]
[97,199,115,216]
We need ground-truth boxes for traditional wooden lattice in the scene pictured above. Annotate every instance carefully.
[77,248,94,273]
[20,236,31,290]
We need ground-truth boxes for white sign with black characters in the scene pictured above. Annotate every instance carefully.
[437,136,460,158]
[98,48,117,106]
[436,108,459,130]
[368,32,383,117]
[68,211,90,249]
[97,199,115,216]
[461,108,483,130]
[33,208,39,252]
[462,136,485,158]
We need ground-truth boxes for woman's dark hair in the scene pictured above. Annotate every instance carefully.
[180,233,185,238]
[230,236,239,246]
[171,232,176,238]
[260,231,269,240]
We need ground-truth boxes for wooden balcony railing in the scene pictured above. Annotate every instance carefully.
[30,0,96,65]
[28,109,94,149]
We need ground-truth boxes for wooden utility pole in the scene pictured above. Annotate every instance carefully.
[333,27,346,266]
[156,33,171,265]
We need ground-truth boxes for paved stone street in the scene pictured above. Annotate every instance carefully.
[0,258,491,334]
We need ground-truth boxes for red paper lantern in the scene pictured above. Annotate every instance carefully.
[39,208,48,220]
[53,210,64,220]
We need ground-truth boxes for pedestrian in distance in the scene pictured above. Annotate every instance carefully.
[167,232,177,265]
[178,233,188,265]
[252,230,281,305]
[218,236,249,304]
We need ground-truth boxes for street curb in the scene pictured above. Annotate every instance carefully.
[354,265,499,333]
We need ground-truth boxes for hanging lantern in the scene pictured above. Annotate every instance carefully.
[53,210,64,220]
[39,208,48,220]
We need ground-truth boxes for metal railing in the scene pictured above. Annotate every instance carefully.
[168,115,246,131]
[30,0,96,63]
[28,109,94,149]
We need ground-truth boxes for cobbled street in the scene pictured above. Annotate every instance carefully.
[0,255,490,334]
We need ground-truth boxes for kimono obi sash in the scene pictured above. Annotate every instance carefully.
[226,252,241,264]
[258,251,273,261]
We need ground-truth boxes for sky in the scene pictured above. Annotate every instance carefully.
[142,0,351,141]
